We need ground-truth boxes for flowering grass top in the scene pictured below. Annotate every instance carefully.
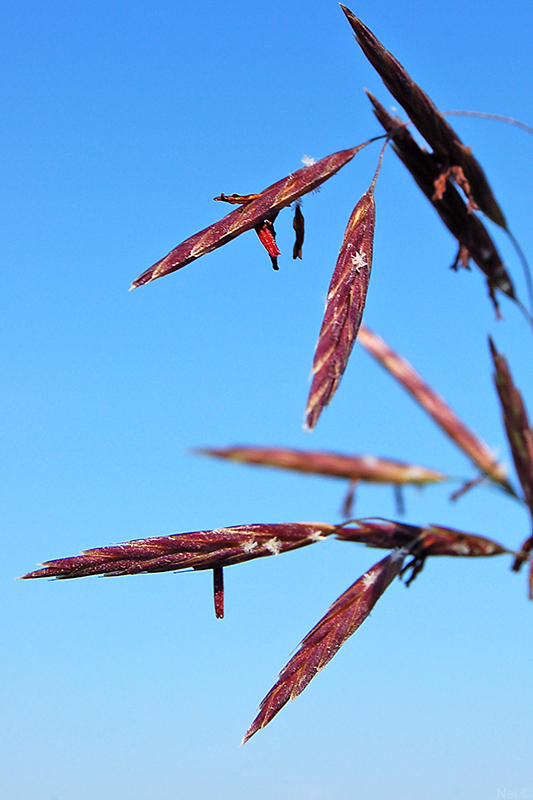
[20,5,533,747]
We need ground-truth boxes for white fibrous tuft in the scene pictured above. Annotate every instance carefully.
[452,542,471,555]
[242,539,258,553]
[391,547,409,562]
[265,538,282,555]
[308,530,328,543]
[362,569,377,588]
[351,251,368,272]
[302,155,316,167]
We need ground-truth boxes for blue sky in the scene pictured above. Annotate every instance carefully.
[2,1,533,798]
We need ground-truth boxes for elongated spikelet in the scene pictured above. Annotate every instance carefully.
[305,184,375,430]
[336,519,509,558]
[357,325,511,492]
[130,146,364,288]
[20,523,335,580]
[489,339,533,568]
[490,339,533,512]
[242,550,406,743]
[366,91,515,303]
[198,445,445,486]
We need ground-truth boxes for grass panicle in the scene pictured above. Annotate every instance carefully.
[21,8,533,744]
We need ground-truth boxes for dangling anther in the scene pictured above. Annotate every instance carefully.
[213,193,261,205]
[292,201,305,260]
[254,213,281,270]
[213,566,224,619]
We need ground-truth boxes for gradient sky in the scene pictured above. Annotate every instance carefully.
[2,1,533,798]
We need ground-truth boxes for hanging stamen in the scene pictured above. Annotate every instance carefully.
[292,201,305,259]
[213,566,224,619]
[254,213,281,270]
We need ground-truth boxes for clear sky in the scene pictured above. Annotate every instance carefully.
[2,1,533,798]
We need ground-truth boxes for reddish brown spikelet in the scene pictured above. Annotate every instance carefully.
[336,518,509,558]
[198,445,446,486]
[357,325,511,491]
[419,525,509,558]
[242,550,406,743]
[337,519,509,558]
[489,338,533,567]
[340,6,507,229]
[19,523,335,580]
[130,146,364,289]
[336,519,425,550]
[305,179,376,430]
[490,338,533,511]
[366,91,515,303]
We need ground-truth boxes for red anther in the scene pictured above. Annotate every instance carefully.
[255,222,281,257]
[254,218,281,269]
